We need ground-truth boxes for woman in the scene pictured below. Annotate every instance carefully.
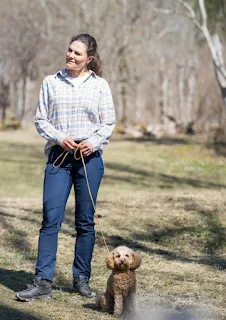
[16,34,116,301]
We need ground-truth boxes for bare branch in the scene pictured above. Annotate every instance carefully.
[153,8,174,14]
[176,0,226,80]
[175,0,202,31]
[198,0,207,26]
[157,26,181,40]
[175,0,196,19]
[155,2,202,31]
[47,0,74,19]
[39,0,52,38]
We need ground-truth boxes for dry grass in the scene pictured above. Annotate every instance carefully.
[1,129,226,319]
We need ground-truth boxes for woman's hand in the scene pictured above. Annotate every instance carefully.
[79,140,93,157]
[61,137,79,151]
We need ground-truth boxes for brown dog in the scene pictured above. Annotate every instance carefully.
[96,246,141,317]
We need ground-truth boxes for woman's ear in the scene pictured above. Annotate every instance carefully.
[87,56,94,65]
[130,252,142,270]
[106,252,115,270]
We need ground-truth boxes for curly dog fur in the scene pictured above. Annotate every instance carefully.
[96,246,141,317]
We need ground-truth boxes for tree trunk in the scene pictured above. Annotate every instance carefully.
[2,104,6,124]
[211,34,226,109]
[197,0,226,109]
[119,56,129,124]
[159,58,169,125]
[18,75,27,121]
[135,76,141,123]
[0,80,10,124]
[186,57,197,124]
[177,63,185,125]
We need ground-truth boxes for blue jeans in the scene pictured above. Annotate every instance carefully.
[35,145,104,281]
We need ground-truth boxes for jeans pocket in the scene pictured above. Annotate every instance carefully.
[47,146,60,164]
[47,147,54,164]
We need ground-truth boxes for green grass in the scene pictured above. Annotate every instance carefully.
[1,130,226,319]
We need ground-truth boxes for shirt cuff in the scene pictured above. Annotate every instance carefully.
[55,131,68,146]
[86,136,100,152]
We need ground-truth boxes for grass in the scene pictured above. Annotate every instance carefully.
[1,129,226,319]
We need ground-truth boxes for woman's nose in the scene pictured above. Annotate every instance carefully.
[68,51,74,58]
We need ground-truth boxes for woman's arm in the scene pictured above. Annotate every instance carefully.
[34,77,67,145]
[87,80,116,152]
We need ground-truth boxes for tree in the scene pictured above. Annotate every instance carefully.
[193,0,226,37]
[175,0,226,112]
[0,0,224,135]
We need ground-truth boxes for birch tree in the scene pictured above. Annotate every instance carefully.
[0,0,224,134]
[176,0,226,110]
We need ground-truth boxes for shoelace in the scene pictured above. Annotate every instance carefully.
[26,282,36,289]
[21,282,37,293]
[76,279,92,293]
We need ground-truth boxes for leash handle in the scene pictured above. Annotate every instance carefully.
[74,147,81,160]
[53,146,82,168]
[53,150,69,168]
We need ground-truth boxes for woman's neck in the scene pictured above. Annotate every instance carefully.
[66,68,89,78]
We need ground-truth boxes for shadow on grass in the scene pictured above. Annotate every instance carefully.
[0,142,45,164]
[102,233,226,270]
[0,268,75,297]
[113,135,191,145]
[0,213,37,263]
[0,305,44,320]
[95,201,226,270]
[0,269,34,291]
[104,162,226,190]
[0,209,41,222]
[83,302,100,312]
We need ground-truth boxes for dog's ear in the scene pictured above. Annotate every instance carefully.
[106,252,115,270]
[130,251,141,270]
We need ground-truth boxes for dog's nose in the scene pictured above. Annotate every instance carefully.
[120,259,124,264]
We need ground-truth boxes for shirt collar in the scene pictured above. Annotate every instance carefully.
[56,68,96,79]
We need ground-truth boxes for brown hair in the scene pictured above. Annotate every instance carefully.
[70,34,102,76]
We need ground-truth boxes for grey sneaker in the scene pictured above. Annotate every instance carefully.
[73,275,96,298]
[15,277,52,301]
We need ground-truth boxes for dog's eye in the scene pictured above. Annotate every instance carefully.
[125,254,129,257]
[116,255,120,258]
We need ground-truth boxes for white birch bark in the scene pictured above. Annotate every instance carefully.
[177,64,185,124]
[186,57,197,124]
[159,58,169,125]
[176,0,226,109]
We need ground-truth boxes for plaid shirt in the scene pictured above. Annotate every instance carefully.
[34,69,116,156]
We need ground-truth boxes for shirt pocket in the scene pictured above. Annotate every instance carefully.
[76,104,99,123]
[77,85,101,123]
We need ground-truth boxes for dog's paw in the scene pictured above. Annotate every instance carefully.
[95,296,102,309]
[113,311,122,318]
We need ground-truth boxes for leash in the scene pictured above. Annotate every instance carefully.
[53,146,110,253]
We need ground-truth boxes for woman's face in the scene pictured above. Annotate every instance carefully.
[66,40,92,72]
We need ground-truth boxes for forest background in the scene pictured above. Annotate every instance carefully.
[1,1,226,319]
[1,0,226,141]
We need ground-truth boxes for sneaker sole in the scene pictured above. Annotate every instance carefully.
[15,292,52,302]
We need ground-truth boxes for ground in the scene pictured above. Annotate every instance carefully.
[0,128,226,319]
